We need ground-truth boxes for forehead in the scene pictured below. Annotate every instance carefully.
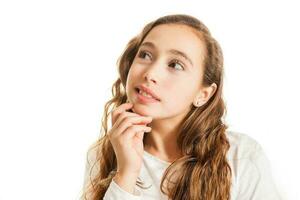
[141,24,206,67]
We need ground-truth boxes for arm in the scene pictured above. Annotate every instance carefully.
[80,143,142,200]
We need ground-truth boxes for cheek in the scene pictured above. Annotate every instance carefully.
[161,88,193,117]
[128,64,143,80]
[126,65,143,95]
[127,65,139,83]
[165,85,194,106]
[163,84,188,100]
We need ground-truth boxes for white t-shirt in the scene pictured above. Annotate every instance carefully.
[81,131,282,200]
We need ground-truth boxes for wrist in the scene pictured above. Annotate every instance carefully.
[113,171,139,194]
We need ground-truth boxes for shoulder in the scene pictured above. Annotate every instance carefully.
[225,130,262,192]
[225,130,266,181]
[225,130,282,199]
[225,130,263,160]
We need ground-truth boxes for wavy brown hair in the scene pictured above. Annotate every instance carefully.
[81,14,232,200]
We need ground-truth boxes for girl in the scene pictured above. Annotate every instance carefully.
[80,14,281,200]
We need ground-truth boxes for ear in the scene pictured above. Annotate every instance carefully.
[193,83,217,107]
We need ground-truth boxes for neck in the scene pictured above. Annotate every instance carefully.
[144,119,183,162]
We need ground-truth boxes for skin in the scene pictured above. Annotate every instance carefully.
[126,24,217,163]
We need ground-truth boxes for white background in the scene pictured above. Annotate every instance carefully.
[0,0,299,199]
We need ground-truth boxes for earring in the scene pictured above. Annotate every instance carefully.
[194,100,201,107]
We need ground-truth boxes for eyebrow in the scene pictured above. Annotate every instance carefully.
[140,41,194,66]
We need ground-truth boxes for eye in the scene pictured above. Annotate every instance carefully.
[137,50,185,71]
[138,50,152,60]
[169,59,184,71]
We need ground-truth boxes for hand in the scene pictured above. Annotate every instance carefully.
[107,102,152,176]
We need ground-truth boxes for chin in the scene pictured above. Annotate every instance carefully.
[132,105,153,117]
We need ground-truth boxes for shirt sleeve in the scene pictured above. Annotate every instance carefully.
[103,179,142,200]
[237,144,283,200]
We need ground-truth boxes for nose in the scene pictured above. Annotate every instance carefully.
[143,62,161,84]
[144,72,156,84]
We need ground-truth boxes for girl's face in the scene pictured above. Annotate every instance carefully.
[126,24,207,120]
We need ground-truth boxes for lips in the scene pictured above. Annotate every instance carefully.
[135,85,160,101]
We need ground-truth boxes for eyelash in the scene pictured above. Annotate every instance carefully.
[137,50,185,71]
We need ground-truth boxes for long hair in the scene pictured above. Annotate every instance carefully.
[81,14,232,200]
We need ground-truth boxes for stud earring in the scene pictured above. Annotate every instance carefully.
[194,100,201,107]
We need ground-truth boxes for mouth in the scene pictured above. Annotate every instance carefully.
[135,87,161,102]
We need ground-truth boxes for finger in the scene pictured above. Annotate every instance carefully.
[122,125,152,139]
[116,116,152,136]
[110,114,151,139]
[108,112,135,139]
[113,111,142,129]
[111,103,133,125]
[135,131,145,141]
